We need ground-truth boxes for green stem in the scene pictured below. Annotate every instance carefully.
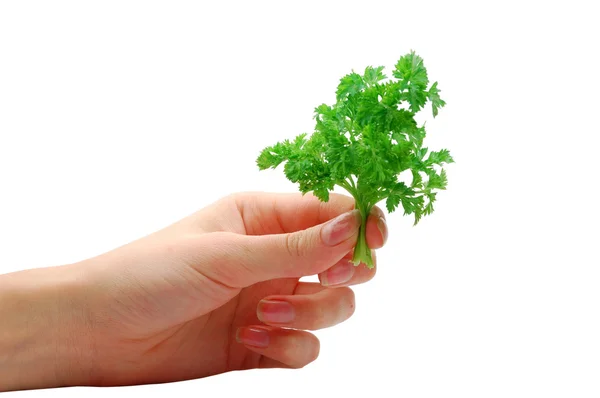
[336,183,374,268]
[350,201,374,269]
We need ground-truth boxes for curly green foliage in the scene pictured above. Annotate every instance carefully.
[257,51,453,268]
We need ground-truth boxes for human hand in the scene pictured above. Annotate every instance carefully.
[2,192,388,389]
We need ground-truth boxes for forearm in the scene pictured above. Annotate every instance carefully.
[0,264,94,391]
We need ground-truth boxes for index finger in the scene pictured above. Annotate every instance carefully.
[233,191,357,235]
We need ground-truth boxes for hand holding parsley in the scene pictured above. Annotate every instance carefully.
[0,192,386,391]
[257,52,453,268]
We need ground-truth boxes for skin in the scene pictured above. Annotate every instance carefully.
[0,192,387,391]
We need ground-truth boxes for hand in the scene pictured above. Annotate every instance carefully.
[2,192,388,389]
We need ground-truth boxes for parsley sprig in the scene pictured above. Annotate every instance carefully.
[257,52,453,268]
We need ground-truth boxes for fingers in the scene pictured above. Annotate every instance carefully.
[318,251,377,287]
[232,192,356,235]
[293,281,327,295]
[236,326,320,369]
[314,206,385,286]
[235,282,361,369]
[256,285,355,331]
[233,192,388,238]
[191,196,387,288]
[366,206,388,249]
[198,209,362,287]
[236,283,356,368]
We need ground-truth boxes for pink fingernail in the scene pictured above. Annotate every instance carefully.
[257,300,295,324]
[320,260,355,286]
[236,327,269,348]
[322,210,361,246]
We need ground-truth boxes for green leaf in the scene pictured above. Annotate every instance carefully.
[314,103,332,120]
[385,182,415,212]
[336,72,365,100]
[428,81,446,117]
[424,192,437,216]
[425,149,454,166]
[425,169,448,190]
[406,125,426,148]
[313,186,330,202]
[283,159,306,182]
[363,66,387,86]
[411,169,423,188]
[413,205,424,225]
[256,141,291,170]
[393,51,429,112]
[393,51,429,88]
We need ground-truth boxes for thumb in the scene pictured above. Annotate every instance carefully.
[202,209,362,287]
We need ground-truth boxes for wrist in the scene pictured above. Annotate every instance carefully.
[0,264,95,391]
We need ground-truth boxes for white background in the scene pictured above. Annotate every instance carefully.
[1,0,599,397]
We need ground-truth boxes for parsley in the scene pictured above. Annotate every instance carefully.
[257,52,453,268]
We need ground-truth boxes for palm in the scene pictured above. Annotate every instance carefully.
[170,197,315,372]
[188,278,301,372]
[135,277,300,384]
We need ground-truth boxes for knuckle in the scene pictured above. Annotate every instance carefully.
[284,334,320,368]
[284,232,306,258]
[343,288,356,318]
[219,192,242,207]
[308,305,327,330]
[328,288,355,326]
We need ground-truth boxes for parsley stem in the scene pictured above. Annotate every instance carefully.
[351,204,374,268]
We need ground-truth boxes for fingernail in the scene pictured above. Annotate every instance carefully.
[257,300,295,324]
[377,217,388,245]
[320,260,355,286]
[322,210,361,246]
[236,327,269,348]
